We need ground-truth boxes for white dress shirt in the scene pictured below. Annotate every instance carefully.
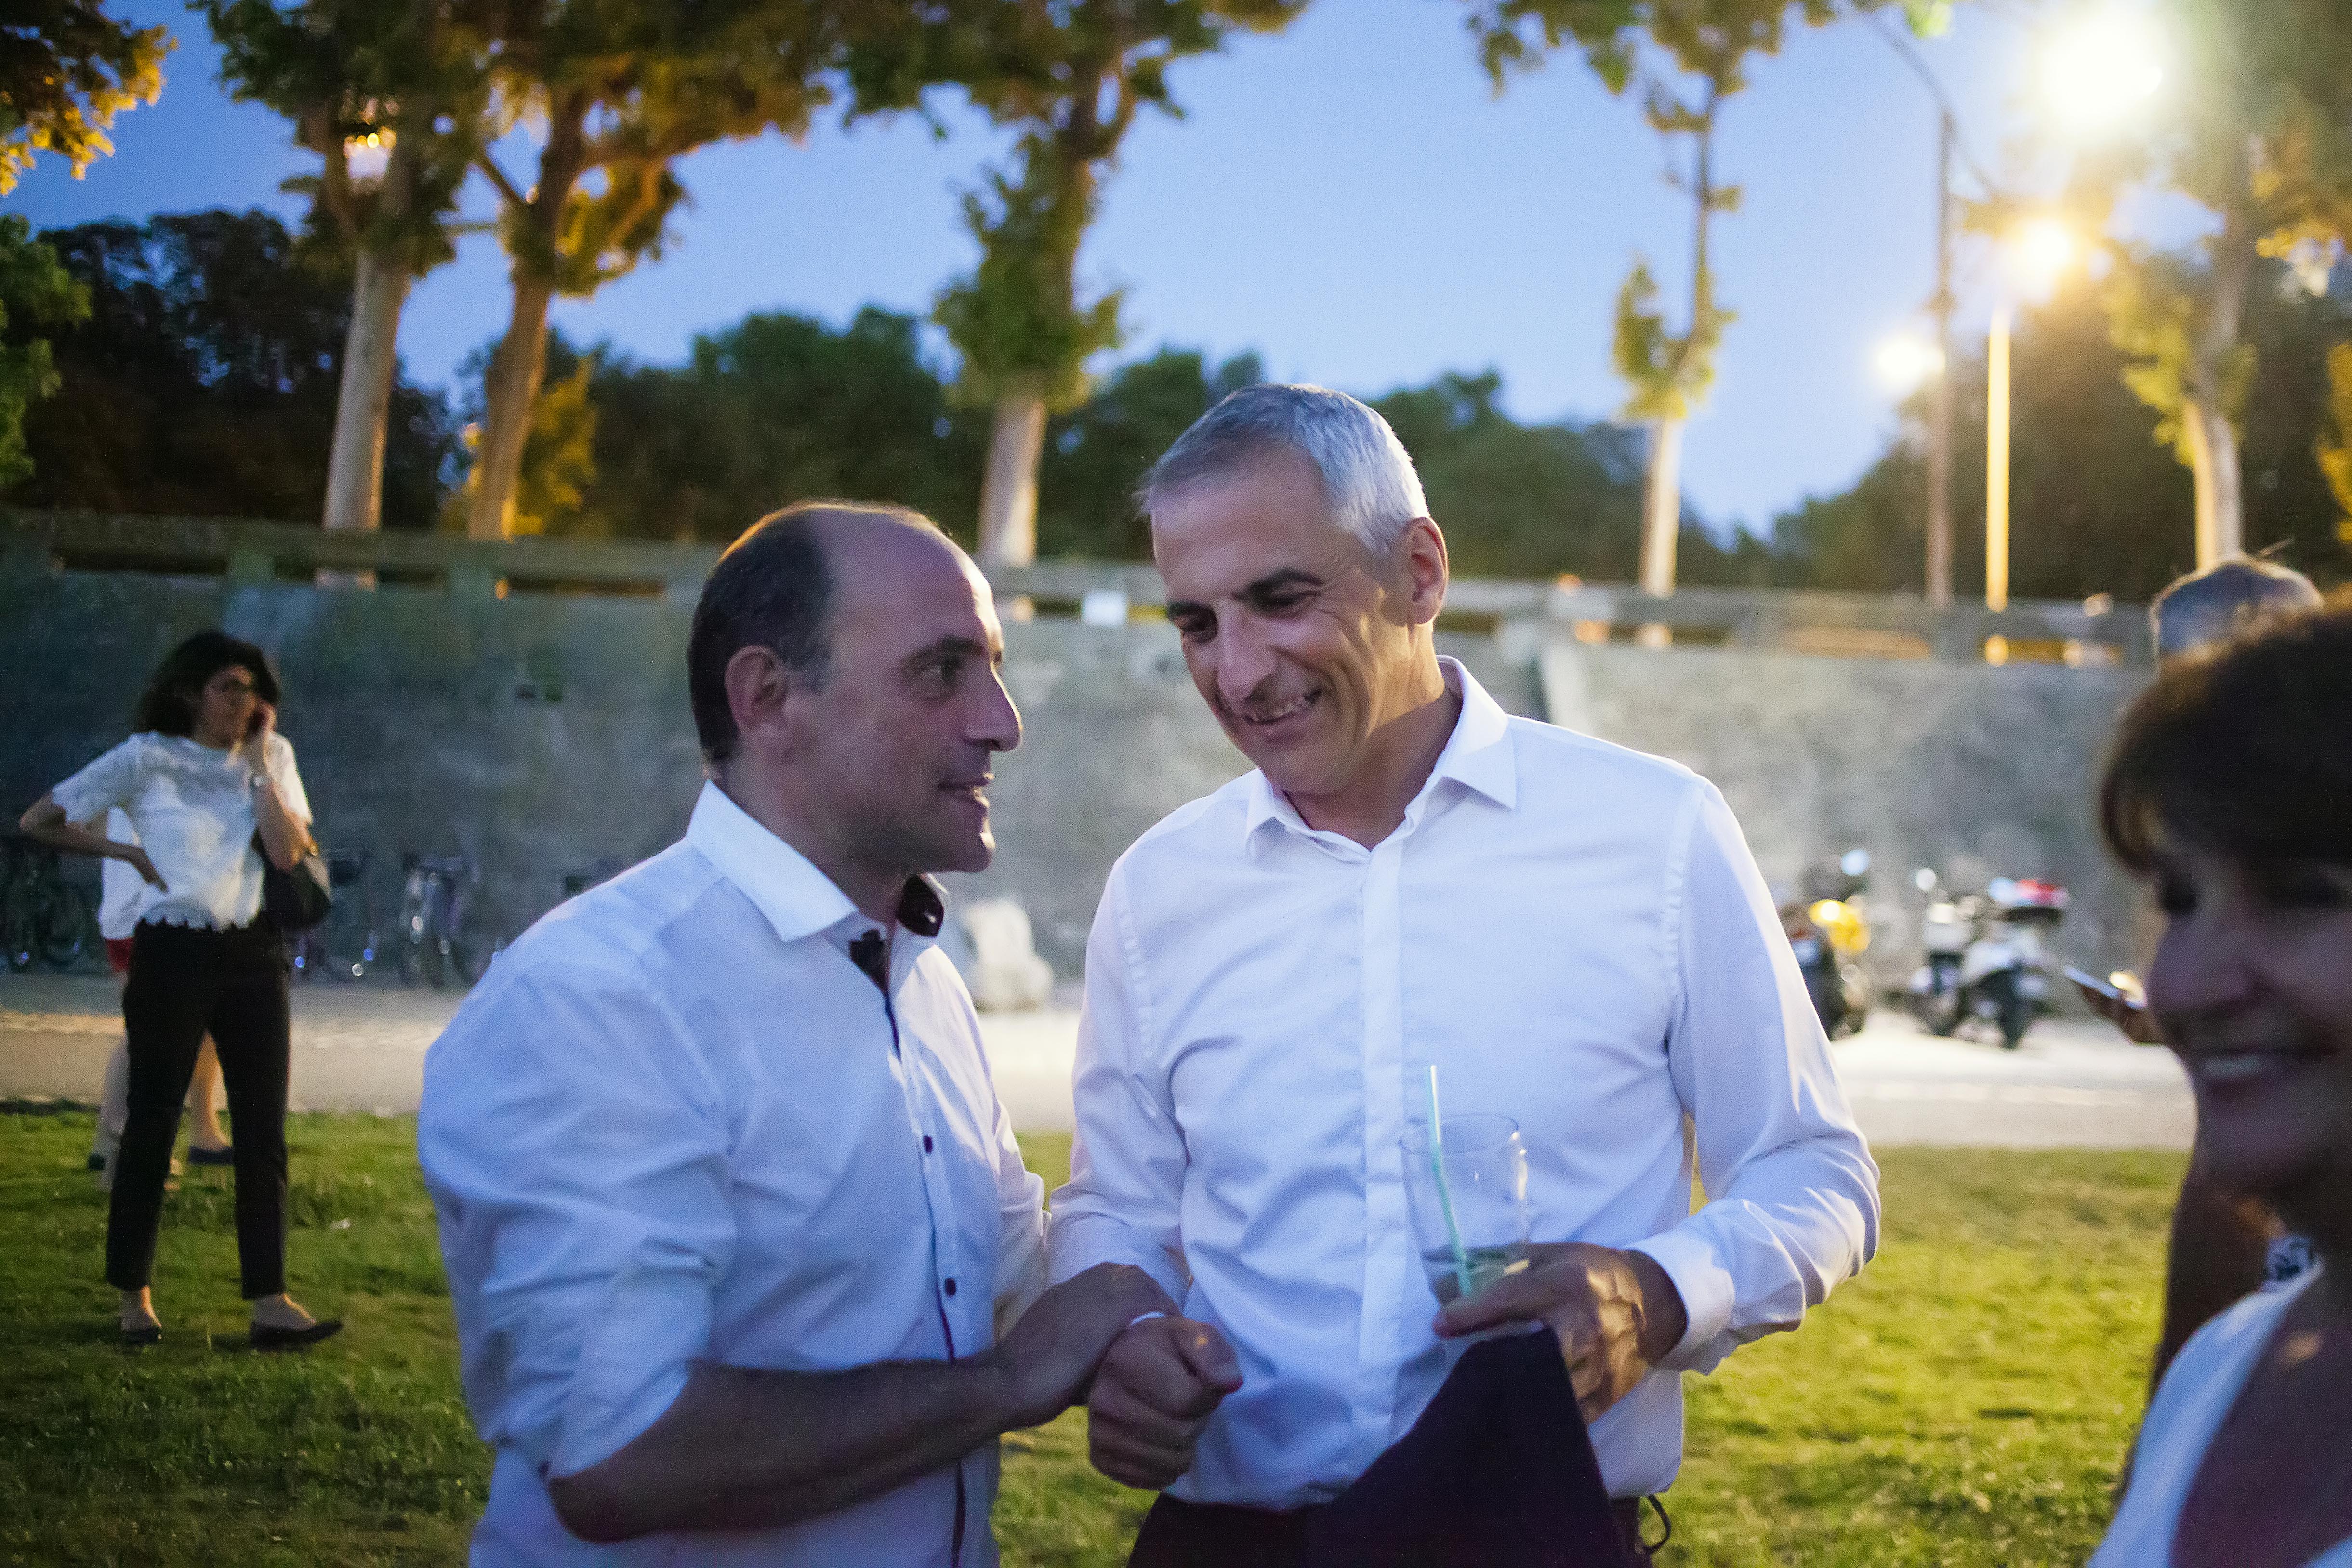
[1050,660,1880,1507]
[421,782,1047,1568]
[51,732,311,931]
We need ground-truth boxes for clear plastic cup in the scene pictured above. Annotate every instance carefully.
[1401,1113,1532,1305]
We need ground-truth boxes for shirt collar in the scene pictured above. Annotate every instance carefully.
[1241,657,1518,849]
[685,780,945,946]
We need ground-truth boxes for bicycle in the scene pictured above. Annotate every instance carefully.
[0,834,98,973]
[398,852,487,989]
[290,849,382,983]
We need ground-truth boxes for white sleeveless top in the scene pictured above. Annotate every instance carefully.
[2091,1269,2352,1567]
[52,732,312,932]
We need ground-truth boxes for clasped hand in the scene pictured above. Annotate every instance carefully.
[1086,1313,1244,1489]
[1433,1242,1689,1424]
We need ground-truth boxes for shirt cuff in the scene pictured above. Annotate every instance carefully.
[1628,1226,1737,1375]
[1046,1214,1189,1305]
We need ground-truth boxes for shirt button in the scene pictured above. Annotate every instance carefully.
[923,1135,934,1153]
[944,1278,958,1297]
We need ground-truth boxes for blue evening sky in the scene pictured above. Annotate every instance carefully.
[9,1,2147,532]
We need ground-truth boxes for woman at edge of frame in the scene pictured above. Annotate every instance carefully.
[19,630,342,1350]
[2088,600,2352,1568]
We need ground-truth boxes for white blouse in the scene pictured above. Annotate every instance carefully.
[52,732,312,932]
[2092,1270,2352,1567]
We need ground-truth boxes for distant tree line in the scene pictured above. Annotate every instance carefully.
[7,205,2348,597]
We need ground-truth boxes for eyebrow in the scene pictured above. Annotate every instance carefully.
[1167,567,1326,621]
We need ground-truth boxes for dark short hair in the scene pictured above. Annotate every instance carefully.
[133,631,282,738]
[2100,600,2352,873]
[687,501,942,766]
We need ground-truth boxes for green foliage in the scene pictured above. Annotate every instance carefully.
[198,0,488,276]
[1774,265,2352,598]
[1613,258,1731,423]
[1037,347,1262,558]
[2321,343,2352,543]
[508,308,986,543]
[0,216,90,490]
[935,139,1125,410]
[902,0,1304,410]
[478,0,841,300]
[0,0,170,193]
[510,356,598,537]
[4,210,459,526]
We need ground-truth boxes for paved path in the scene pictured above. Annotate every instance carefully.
[1,974,2191,1148]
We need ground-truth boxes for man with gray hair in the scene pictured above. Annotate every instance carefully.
[2147,556,2323,659]
[1050,385,1881,1563]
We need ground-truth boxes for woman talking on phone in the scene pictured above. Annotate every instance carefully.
[19,632,341,1349]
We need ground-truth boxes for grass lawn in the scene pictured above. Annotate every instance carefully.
[0,1107,2180,1566]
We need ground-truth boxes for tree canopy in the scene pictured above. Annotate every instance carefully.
[3,209,459,526]
[0,0,169,194]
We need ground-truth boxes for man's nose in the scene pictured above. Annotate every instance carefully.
[970,667,1023,753]
[1212,619,1280,712]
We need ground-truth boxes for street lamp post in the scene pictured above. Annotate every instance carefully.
[1927,109,1957,608]
[1985,302,2012,613]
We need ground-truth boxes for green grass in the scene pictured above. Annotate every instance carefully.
[0,1110,2180,1566]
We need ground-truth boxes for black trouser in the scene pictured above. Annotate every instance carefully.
[106,920,291,1298]
[1128,1495,1657,1566]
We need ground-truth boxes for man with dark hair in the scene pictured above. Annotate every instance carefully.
[422,501,1175,1566]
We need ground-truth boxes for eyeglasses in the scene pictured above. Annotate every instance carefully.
[208,675,259,697]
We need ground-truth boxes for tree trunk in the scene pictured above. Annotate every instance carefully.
[2186,163,2259,567]
[1638,418,1683,597]
[466,274,558,541]
[978,388,1047,568]
[322,249,412,538]
[1635,418,1683,649]
[2183,397,2245,568]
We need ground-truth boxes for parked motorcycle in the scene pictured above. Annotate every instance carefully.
[1782,848,1875,1038]
[1908,869,2071,1049]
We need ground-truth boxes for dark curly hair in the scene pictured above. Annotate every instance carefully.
[133,631,282,738]
[2099,600,2352,874]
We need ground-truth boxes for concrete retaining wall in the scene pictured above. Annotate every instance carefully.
[2,518,2147,987]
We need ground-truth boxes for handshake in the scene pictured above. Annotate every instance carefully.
[991,1263,1244,1489]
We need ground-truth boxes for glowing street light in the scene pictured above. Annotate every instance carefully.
[2007,217,2078,299]
[344,128,396,183]
[1874,332,1947,395]
[2041,5,2164,135]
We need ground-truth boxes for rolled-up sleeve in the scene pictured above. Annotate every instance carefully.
[1046,869,1190,1304]
[419,962,736,1479]
[1629,783,1882,1375]
[52,737,143,825]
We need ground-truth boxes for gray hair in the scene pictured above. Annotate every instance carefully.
[2150,558,2323,660]
[1138,383,1430,554]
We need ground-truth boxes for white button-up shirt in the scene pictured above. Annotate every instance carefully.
[1049,661,1879,1508]
[421,782,1047,1568]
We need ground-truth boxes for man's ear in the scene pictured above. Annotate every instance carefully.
[1395,517,1450,628]
[723,645,806,761]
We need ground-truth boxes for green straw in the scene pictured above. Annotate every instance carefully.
[1425,1065,1474,1302]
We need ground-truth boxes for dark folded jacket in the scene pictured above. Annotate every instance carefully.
[1300,1329,1643,1568]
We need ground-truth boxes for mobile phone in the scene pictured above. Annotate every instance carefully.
[2063,965,2135,1006]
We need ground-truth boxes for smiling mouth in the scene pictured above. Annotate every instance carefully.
[1234,688,1321,729]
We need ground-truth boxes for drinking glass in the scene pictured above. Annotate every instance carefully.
[1400,1113,1531,1305]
